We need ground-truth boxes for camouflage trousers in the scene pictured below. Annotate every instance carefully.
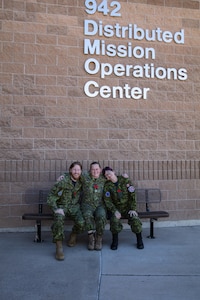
[82,204,107,235]
[51,205,85,241]
[109,211,143,234]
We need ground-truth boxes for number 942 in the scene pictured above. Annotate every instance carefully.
[85,0,121,17]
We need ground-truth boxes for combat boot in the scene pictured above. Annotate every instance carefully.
[67,232,77,247]
[55,240,64,261]
[111,233,118,250]
[136,232,144,249]
[88,233,95,250]
[95,234,103,251]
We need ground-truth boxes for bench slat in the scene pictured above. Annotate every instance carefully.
[22,213,53,221]
[22,211,169,221]
[138,211,169,219]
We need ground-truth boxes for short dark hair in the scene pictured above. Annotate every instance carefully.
[90,161,101,169]
[102,166,113,177]
[69,161,82,171]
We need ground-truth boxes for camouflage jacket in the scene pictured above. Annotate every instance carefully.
[47,174,82,213]
[81,174,106,208]
[103,175,136,214]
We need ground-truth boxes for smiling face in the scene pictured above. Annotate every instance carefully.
[70,164,82,181]
[90,163,101,179]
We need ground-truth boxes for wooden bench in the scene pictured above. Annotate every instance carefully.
[22,188,169,242]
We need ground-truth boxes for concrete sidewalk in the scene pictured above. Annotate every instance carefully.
[0,226,200,300]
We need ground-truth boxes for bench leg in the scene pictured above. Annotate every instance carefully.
[147,219,155,239]
[34,220,43,243]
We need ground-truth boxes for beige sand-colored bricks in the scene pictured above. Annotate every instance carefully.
[0,0,200,229]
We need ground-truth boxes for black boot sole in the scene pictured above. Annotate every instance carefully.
[111,243,118,250]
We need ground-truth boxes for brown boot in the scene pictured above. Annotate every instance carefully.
[67,232,77,247]
[95,234,102,251]
[88,233,95,250]
[55,241,64,261]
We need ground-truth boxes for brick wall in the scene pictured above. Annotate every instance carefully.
[0,0,200,229]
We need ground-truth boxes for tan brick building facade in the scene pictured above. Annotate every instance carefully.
[0,0,200,230]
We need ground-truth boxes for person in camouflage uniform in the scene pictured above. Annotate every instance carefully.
[102,166,144,250]
[47,161,85,260]
[81,162,107,251]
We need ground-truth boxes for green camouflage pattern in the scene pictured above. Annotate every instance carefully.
[47,174,85,241]
[82,174,106,208]
[103,175,142,234]
[81,174,107,235]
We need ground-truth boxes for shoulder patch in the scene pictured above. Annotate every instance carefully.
[128,186,135,193]
[58,190,63,196]
[105,191,110,197]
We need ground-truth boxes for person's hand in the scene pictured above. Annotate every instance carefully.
[54,208,65,216]
[122,173,128,178]
[128,210,138,217]
[114,210,121,219]
[57,175,64,182]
